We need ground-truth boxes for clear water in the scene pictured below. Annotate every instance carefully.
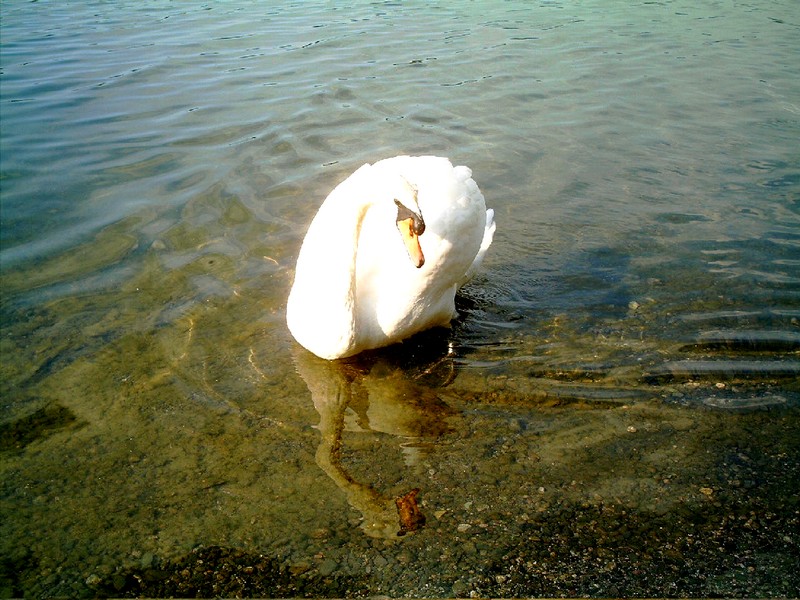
[1,1,798,597]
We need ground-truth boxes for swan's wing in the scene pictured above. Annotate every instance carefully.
[461,208,495,286]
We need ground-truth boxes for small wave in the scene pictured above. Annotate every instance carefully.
[680,330,800,353]
[645,360,800,384]
[703,395,788,410]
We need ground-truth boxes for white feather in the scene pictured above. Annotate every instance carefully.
[287,156,495,360]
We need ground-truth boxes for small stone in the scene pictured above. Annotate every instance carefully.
[627,426,637,433]
[457,523,472,533]
[289,562,310,576]
[318,558,338,577]
[452,580,468,596]
[699,487,714,496]
[112,574,127,591]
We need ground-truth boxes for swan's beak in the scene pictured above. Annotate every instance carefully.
[397,217,425,268]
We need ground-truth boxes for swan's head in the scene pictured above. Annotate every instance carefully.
[392,177,426,269]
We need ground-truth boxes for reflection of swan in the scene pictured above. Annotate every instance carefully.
[293,348,455,539]
[287,155,495,360]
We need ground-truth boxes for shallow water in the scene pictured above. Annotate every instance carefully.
[1,1,799,597]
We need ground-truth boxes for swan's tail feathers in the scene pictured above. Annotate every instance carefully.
[481,208,496,254]
[462,208,496,285]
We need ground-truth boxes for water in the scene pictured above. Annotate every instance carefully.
[1,1,799,597]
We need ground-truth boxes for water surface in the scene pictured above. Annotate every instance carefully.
[1,1,799,597]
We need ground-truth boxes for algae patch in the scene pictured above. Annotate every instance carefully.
[0,404,79,452]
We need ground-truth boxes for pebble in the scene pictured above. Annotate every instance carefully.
[289,562,310,576]
[318,558,338,577]
[452,580,468,596]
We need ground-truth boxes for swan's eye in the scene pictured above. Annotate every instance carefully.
[395,199,425,236]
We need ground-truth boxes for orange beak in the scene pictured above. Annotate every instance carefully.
[397,217,425,268]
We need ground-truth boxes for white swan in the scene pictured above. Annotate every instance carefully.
[287,155,495,360]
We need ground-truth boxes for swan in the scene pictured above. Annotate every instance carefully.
[286,155,495,360]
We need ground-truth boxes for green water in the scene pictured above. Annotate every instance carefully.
[1,1,798,597]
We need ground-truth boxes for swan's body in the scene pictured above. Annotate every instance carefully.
[287,155,495,360]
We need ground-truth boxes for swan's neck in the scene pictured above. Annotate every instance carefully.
[287,180,372,359]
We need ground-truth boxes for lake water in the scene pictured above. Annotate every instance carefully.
[1,1,799,597]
